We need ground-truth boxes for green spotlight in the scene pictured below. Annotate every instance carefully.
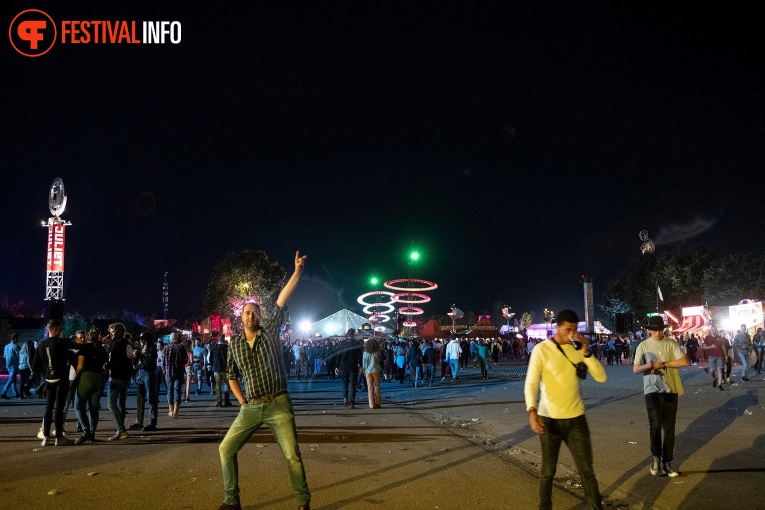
[410,251,420,261]
[370,277,379,285]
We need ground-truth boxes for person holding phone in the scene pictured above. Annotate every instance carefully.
[633,315,689,477]
[524,309,607,510]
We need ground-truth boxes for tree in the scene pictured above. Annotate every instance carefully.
[203,250,286,332]
[603,243,765,322]
[63,312,91,339]
[490,300,507,330]
[599,295,633,332]
[520,312,534,328]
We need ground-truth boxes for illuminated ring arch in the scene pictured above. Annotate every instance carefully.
[369,314,391,323]
[363,303,395,315]
[403,321,418,327]
[384,278,438,292]
[357,291,395,307]
[399,306,424,316]
[391,293,431,304]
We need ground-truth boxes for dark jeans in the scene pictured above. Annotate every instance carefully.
[539,415,601,510]
[156,365,166,394]
[136,369,158,427]
[424,363,435,385]
[166,375,184,405]
[43,379,70,438]
[19,367,32,395]
[75,371,102,436]
[108,378,130,433]
[644,393,678,462]
[341,368,357,403]
[215,372,231,404]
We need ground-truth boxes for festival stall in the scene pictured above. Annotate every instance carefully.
[725,299,764,334]
[672,306,710,335]
[526,321,611,340]
[192,314,232,343]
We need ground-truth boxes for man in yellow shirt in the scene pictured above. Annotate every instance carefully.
[524,310,607,510]
[633,315,688,478]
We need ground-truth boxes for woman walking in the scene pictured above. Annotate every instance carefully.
[363,338,382,408]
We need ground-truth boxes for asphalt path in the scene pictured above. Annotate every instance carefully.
[0,360,762,510]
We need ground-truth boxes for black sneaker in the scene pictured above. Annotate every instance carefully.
[663,462,680,477]
[742,377,750,382]
[650,456,663,476]
[74,434,91,445]
[128,423,143,430]
[142,424,157,432]
[712,379,717,388]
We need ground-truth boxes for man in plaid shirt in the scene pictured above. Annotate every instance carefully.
[218,251,311,510]
[162,333,187,418]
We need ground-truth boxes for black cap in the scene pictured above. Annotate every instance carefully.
[645,316,667,331]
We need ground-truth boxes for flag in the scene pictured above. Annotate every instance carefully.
[657,286,664,302]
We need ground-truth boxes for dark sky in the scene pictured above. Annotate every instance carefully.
[1,2,763,325]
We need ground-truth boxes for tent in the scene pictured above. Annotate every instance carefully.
[308,309,393,337]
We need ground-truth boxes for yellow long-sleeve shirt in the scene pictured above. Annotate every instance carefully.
[524,339,607,419]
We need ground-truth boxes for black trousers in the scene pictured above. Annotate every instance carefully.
[341,368,357,403]
[644,393,678,462]
[43,379,70,438]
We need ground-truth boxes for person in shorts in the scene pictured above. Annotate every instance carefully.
[702,326,726,391]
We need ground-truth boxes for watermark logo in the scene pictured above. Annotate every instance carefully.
[9,9,57,57]
[9,9,181,57]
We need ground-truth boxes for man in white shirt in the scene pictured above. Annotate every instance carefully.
[524,310,607,510]
[444,337,462,383]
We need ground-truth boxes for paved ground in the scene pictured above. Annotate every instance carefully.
[0,361,762,510]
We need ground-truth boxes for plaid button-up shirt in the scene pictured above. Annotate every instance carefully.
[162,341,187,380]
[227,306,287,399]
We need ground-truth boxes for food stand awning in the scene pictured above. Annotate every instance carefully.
[674,306,711,334]
[673,315,708,334]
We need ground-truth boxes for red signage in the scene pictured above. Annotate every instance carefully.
[46,224,66,272]
[210,314,221,331]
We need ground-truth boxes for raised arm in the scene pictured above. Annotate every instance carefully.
[276,251,307,308]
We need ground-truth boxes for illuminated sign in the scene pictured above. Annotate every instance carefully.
[46,224,66,272]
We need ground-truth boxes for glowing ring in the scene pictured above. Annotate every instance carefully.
[391,293,431,304]
[399,306,424,316]
[363,303,395,315]
[384,278,438,292]
[369,314,390,323]
[357,291,395,307]
[403,321,418,327]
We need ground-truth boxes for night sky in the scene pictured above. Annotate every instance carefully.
[1,2,763,325]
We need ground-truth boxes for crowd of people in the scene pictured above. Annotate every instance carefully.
[2,298,764,510]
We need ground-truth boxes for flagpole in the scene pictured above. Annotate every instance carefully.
[656,281,659,313]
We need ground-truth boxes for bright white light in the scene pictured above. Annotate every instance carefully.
[324,323,337,335]
[299,320,312,333]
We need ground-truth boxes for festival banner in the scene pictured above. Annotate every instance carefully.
[46,224,66,272]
